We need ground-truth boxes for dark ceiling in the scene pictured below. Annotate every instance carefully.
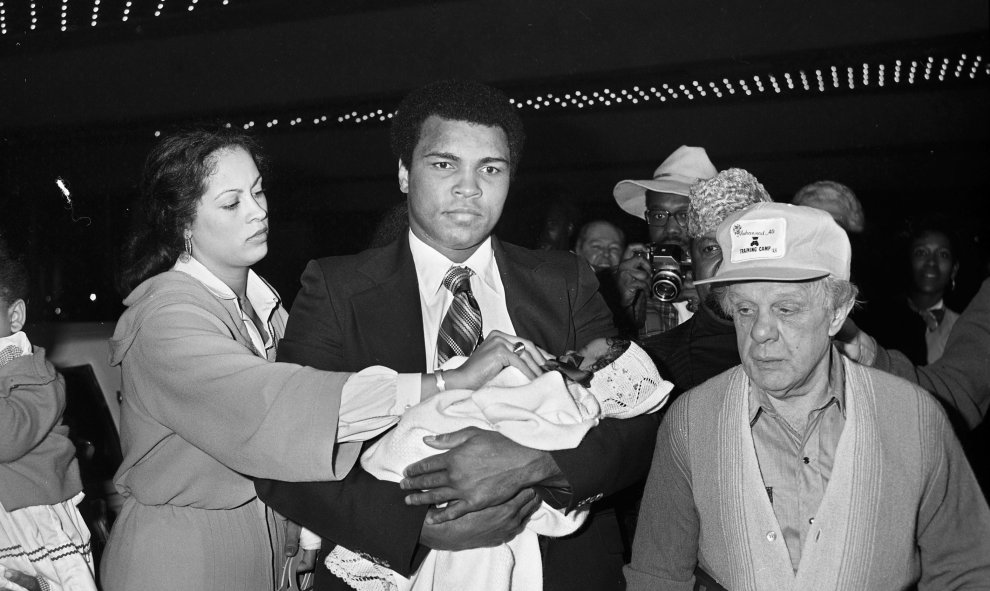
[1,0,988,318]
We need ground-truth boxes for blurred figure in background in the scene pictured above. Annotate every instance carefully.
[574,219,627,354]
[791,180,877,303]
[863,218,961,365]
[574,220,625,272]
[534,196,579,251]
[367,201,410,249]
[792,180,864,234]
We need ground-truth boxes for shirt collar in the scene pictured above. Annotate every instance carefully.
[172,256,279,311]
[907,296,945,313]
[408,230,499,296]
[748,347,847,425]
[0,331,32,354]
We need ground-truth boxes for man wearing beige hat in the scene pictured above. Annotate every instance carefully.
[626,203,990,590]
[612,146,717,337]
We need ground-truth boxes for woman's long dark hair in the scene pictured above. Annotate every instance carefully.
[117,127,265,296]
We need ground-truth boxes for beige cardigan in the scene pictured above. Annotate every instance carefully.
[627,354,990,590]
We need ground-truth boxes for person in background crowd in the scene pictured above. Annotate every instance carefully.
[256,79,659,591]
[791,179,878,303]
[0,239,96,591]
[612,146,717,337]
[627,203,990,590]
[574,220,625,272]
[642,168,772,395]
[574,219,627,329]
[861,219,962,365]
[100,127,529,591]
[367,201,410,249]
[534,196,580,251]
[791,180,864,234]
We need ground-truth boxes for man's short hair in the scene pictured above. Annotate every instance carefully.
[390,79,526,175]
[792,180,864,233]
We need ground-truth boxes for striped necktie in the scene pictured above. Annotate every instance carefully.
[437,266,483,365]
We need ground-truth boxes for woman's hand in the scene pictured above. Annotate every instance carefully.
[443,331,547,391]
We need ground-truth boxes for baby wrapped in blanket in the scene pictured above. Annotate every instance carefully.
[326,337,672,591]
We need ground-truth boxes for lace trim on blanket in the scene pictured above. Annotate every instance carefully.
[589,341,665,418]
[326,545,398,591]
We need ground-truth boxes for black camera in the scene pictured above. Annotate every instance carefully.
[637,243,692,302]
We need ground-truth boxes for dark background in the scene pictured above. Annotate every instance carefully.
[2,0,988,320]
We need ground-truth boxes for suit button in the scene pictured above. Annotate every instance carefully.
[766,531,777,542]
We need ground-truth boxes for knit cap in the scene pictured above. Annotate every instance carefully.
[687,168,772,239]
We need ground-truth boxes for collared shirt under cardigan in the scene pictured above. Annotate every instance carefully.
[749,351,845,572]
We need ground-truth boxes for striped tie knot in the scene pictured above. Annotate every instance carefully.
[437,266,482,365]
[443,266,474,294]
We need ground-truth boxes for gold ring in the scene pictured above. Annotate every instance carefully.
[512,342,526,355]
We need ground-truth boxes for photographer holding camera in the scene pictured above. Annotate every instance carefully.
[612,146,718,338]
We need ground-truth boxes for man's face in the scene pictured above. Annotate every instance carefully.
[690,231,726,316]
[400,116,511,263]
[576,222,624,270]
[724,281,849,400]
[645,191,689,248]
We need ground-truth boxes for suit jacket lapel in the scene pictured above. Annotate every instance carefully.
[495,238,571,354]
[350,238,428,372]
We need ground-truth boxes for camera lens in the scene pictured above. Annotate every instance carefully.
[651,270,682,302]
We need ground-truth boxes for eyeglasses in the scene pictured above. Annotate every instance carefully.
[644,208,689,226]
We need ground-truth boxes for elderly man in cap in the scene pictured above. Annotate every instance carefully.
[613,146,717,337]
[626,202,990,590]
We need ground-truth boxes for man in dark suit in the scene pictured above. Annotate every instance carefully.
[256,80,659,591]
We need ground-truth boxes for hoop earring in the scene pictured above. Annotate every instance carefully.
[951,277,956,292]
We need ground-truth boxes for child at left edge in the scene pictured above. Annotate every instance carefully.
[0,240,96,591]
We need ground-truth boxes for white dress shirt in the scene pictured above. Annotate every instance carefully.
[408,231,517,371]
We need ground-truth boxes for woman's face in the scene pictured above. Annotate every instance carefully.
[188,146,268,276]
[909,230,957,295]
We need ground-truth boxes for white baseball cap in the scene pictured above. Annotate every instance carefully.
[694,202,851,285]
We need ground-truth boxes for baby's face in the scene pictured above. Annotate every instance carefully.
[576,337,611,371]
